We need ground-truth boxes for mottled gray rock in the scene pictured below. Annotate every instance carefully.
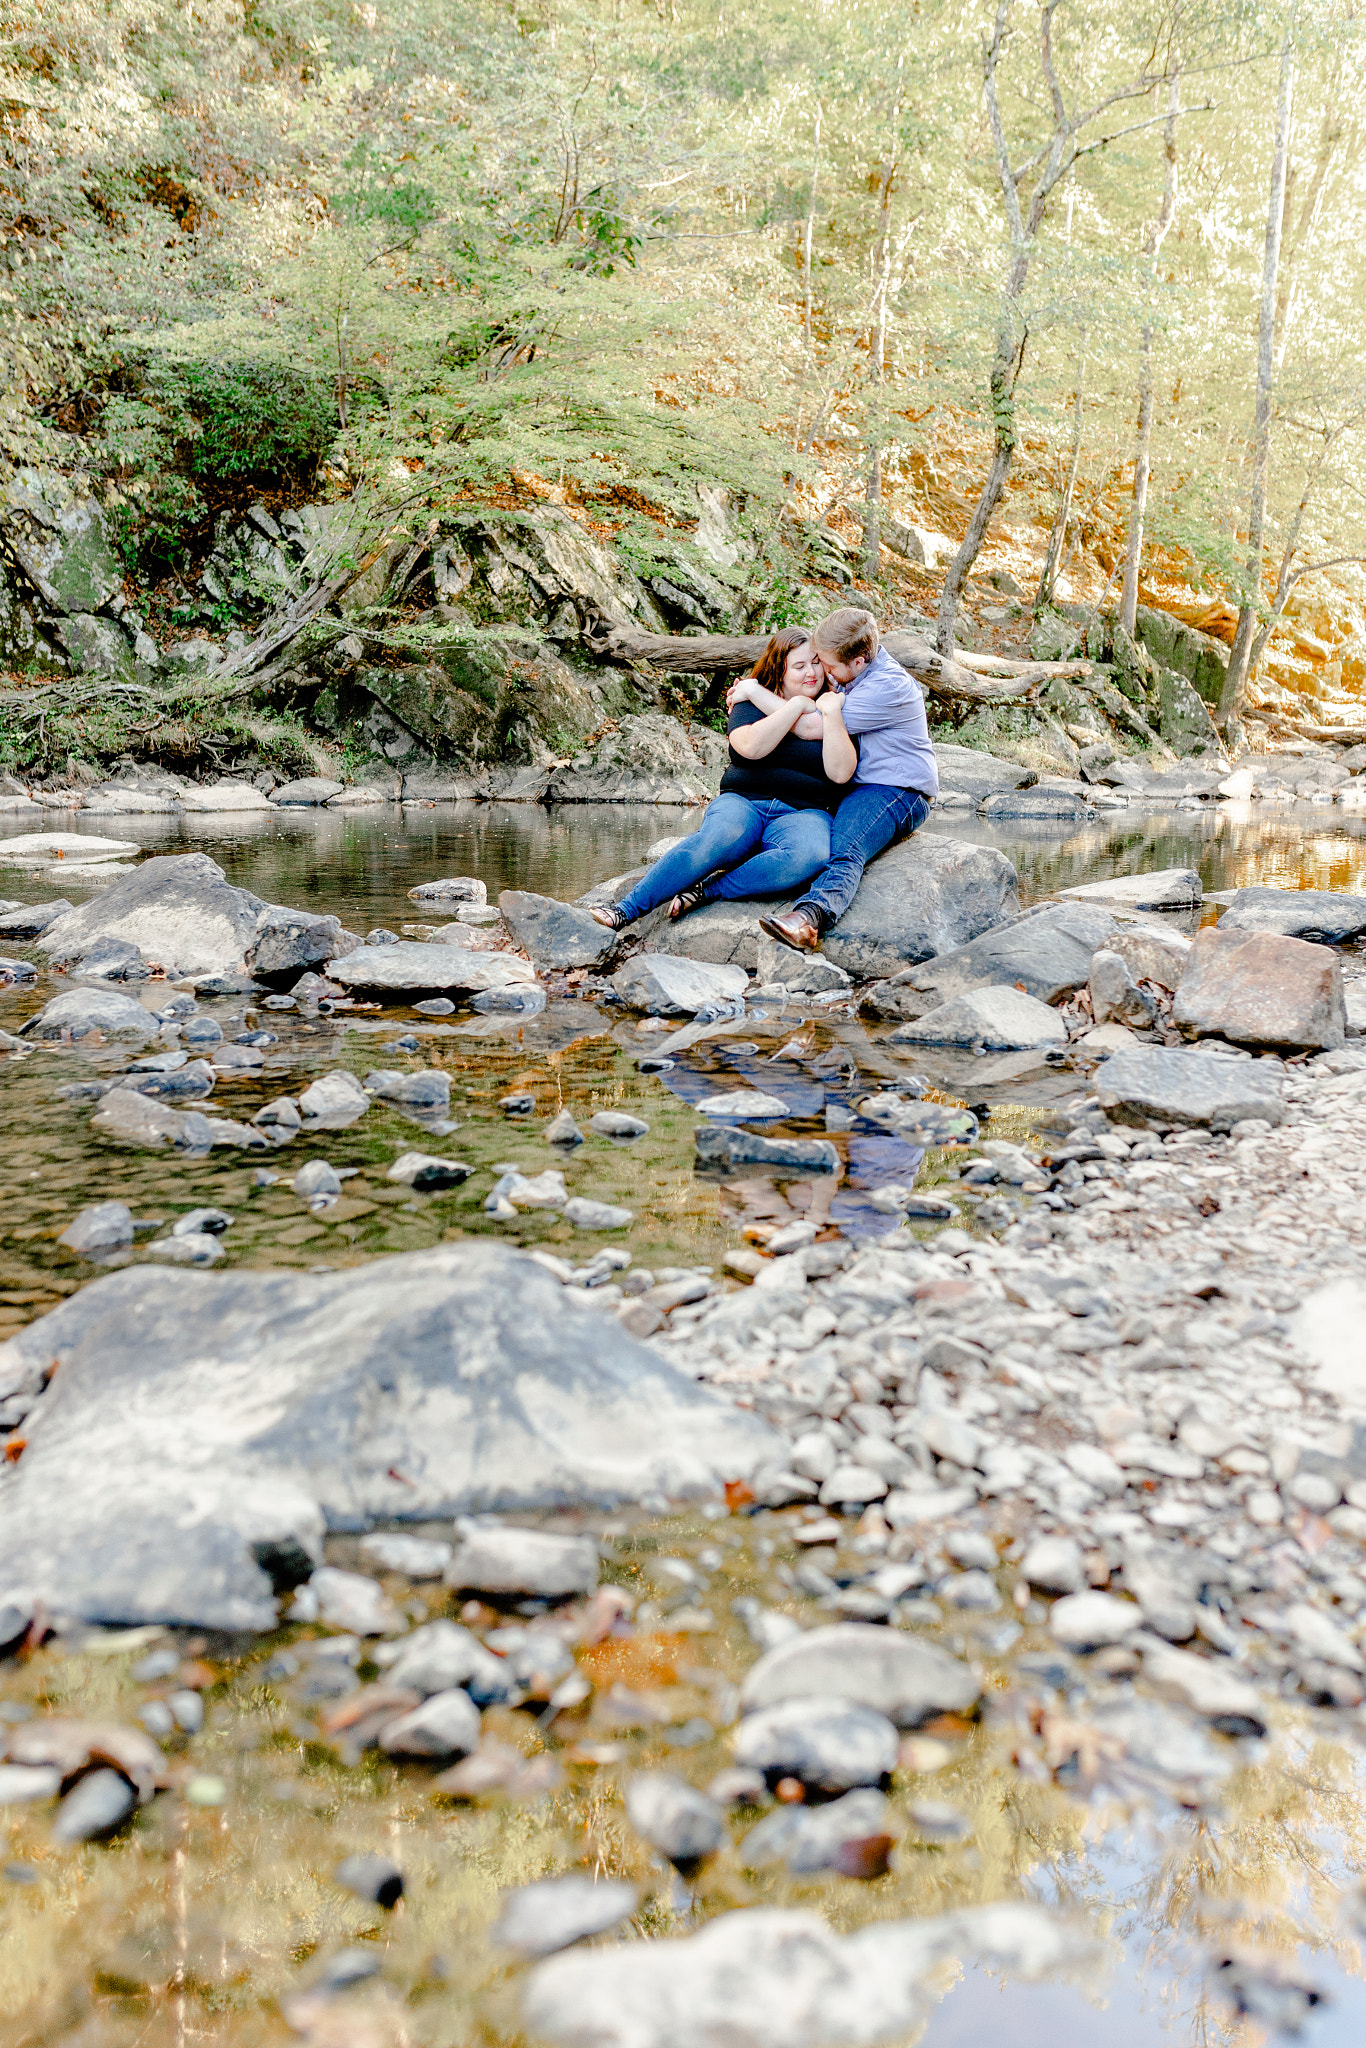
[1094,1045,1286,1130]
[57,1201,134,1256]
[1060,867,1202,911]
[498,891,616,969]
[1049,1591,1141,1649]
[889,985,1067,1051]
[386,1151,472,1189]
[292,1159,342,1202]
[1174,926,1344,1052]
[613,954,748,1016]
[22,989,157,1043]
[739,1623,978,1727]
[979,788,1088,821]
[364,1068,452,1110]
[733,1695,899,1794]
[408,877,487,904]
[0,897,72,939]
[1158,668,1225,759]
[298,1071,371,1125]
[589,1110,649,1138]
[445,1522,599,1600]
[1089,949,1158,1029]
[741,1790,894,1877]
[495,1876,638,1958]
[625,1772,727,1871]
[271,778,343,806]
[1139,1638,1267,1734]
[248,912,355,983]
[51,1768,137,1843]
[694,1127,840,1173]
[39,852,274,979]
[379,1619,514,1702]
[326,942,537,999]
[74,935,147,980]
[821,835,1020,979]
[470,984,548,1016]
[91,1090,214,1153]
[1109,925,1191,990]
[358,1532,453,1578]
[378,1688,481,1758]
[893,902,1120,1007]
[561,1197,634,1229]
[0,831,135,863]
[335,1853,404,1908]
[0,1248,778,1628]
[1218,886,1366,945]
[933,746,1032,799]
[544,1110,583,1147]
[1020,1535,1085,1595]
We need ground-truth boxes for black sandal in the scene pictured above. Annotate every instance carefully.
[669,883,714,920]
[590,903,629,931]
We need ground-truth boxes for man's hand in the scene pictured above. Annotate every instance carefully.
[726,677,756,711]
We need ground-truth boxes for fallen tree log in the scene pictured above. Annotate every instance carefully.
[584,623,1070,706]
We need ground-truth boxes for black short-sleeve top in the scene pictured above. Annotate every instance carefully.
[719,700,848,814]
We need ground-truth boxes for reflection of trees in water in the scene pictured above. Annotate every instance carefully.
[929,803,1366,904]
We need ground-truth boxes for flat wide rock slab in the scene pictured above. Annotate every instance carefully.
[1217,886,1366,944]
[1173,926,1344,1052]
[898,902,1119,1005]
[1060,867,1202,910]
[889,985,1067,1051]
[0,832,138,864]
[1094,1046,1286,1130]
[739,1623,979,1727]
[0,1246,779,1630]
[498,891,615,970]
[932,746,1032,799]
[326,943,538,998]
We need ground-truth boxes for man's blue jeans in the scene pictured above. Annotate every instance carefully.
[795,784,932,929]
[615,793,832,923]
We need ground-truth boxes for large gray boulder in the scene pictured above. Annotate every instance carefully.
[888,985,1067,1052]
[247,910,359,983]
[1217,887,1366,945]
[890,902,1119,1007]
[21,988,158,1043]
[0,1246,779,1629]
[932,746,1032,800]
[499,891,615,969]
[1,470,125,615]
[1172,926,1344,1052]
[822,835,1020,979]
[39,852,268,979]
[546,713,727,805]
[1094,1046,1285,1130]
[613,954,748,1015]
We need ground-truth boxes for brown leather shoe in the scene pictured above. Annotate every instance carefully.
[760,908,823,953]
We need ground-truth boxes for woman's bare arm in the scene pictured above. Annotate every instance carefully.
[727,676,785,716]
[728,692,811,760]
[819,694,858,783]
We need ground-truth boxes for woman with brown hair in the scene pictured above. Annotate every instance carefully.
[591,627,856,930]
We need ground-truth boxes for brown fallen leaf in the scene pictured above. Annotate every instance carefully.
[320,1686,420,1743]
[1040,1711,1126,1784]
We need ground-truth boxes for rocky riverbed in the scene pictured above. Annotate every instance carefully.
[4,800,1366,2046]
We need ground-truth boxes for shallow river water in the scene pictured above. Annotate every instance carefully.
[2,797,1365,2048]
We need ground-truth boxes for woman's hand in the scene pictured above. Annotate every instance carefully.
[817,692,857,784]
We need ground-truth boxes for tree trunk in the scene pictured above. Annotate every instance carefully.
[1119,63,1182,635]
[860,98,900,581]
[1036,367,1084,610]
[1219,34,1295,732]
[583,622,1083,704]
[801,102,822,358]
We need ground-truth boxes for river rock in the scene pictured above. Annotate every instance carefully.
[1217,885,1366,945]
[325,942,537,999]
[386,1151,472,1189]
[408,878,487,904]
[544,1110,583,1147]
[271,778,343,806]
[39,852,271,979]
[1173,926,1344,1052]
[694,1127,840,1173]
[254,1097,302,1141]
[0,833,137,864]
[733,1696,899,1793]
[445,1523,599,1600]
[888,985,1066,1051]
[933,746,1032,799]
[74,935,148,980]
[495,1876,638,1959]
[248,913,356,983]
[1049,1590,1141,1650]
[0,1245,778,1627]
[0,898,73,938]
[81,786,179,815]
[561,1197,634,1229]
[364,1068,452,1109]
[1089,950,1158,1028]
[377,1688,481,1759]
[739,1623,979,1726]
[178,782,273,813]
[298,1071,371,1125]
[293,1160,342,1203]
[695,1089,790,1118]
[1139,1638,1267,1735]
[57,1202,134,1256]
[1020,1535,1085,1595]
[613,954,748,1016]
[1109,924,1191,989]
[821,835,1020,979]
[979,788,1088,821]
[22,989,158,1045]
[51,1768,137,1843]
[589,1110,649,1138]
[625,1772,727,1872]
[498,891,616,969]
[1094,1046,1286,1130]
[379,1619,514,1702]
[92,1090,214,1152]
[888,901,1119,1010]
[359,1532,453,1578]
[1060,867,1202,910]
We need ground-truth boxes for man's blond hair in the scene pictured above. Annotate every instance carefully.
[812,607,879,665]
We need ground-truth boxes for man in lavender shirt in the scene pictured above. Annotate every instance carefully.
[732,607,938,954]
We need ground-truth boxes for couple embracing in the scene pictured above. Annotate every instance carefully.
[592,607,940,952]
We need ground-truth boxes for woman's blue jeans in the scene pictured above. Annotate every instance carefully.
[615,794,832,923]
